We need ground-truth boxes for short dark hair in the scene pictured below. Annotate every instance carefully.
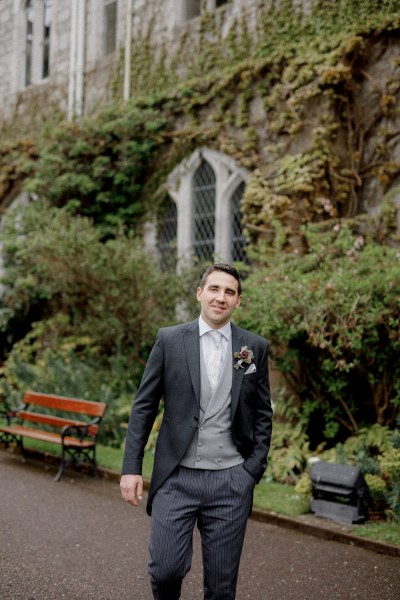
[199,263,242,296]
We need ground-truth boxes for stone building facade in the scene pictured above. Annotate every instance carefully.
[1,0,290,122]
[1,0,276,266]
[0,0,126,120]
[0,1,399,267]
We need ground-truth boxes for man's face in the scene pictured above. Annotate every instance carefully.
[197,270,241,329]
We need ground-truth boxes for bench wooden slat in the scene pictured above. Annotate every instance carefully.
[18,411,100,436]
[0,424,96,448]
[24,391,107,418]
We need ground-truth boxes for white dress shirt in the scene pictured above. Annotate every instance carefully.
[199,316,231,377]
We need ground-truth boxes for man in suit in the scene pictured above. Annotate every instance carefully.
[120,263,273,600]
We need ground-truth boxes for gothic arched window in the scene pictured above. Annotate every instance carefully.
[166,148,249,268]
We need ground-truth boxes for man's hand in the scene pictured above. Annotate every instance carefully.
[120,474,144,507]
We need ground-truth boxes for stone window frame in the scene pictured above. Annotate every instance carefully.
[167,147,249,267]
[20,0,53,88]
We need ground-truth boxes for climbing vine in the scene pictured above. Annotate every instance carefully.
[0,0,399,245]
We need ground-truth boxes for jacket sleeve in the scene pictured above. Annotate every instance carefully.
[242,339,273,483]
[121,330,164,475]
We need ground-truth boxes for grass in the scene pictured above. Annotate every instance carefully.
[3,436,400,547]
[253,480,310,516]
[355,522,400,546]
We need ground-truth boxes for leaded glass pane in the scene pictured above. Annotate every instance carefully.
[25,0,33,86]
[158,199,177,270]
[192,160,216,262]
[105,1,117,54]
[231,182,248,262]
[42,0,52,79]
[185,0,201,20]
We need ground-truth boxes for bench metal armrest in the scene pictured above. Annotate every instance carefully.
[6,403,26,425]
[61,417,101,442]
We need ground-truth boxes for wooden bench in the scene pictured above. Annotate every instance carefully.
[0,391,107,481]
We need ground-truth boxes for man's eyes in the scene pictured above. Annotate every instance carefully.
[209,287,234,295]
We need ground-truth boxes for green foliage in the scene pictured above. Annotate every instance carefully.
[355,521,400,546]
[0,201,182,365]
[239,223,400,443]
[263,393,311,484]
[365,474,388,512]
[294,472,313,500]
[267,420,310,484]
[23,104,169,237]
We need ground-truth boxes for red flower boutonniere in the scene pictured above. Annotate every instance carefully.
[234,346,254,370]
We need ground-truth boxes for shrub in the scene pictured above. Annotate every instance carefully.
[23,104,168,237]
[364,474,387,513]
[294,472,312,500]
[0,201,191,444]
[239,222,400,446]
[0,201,183,367]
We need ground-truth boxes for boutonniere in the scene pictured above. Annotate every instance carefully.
[234,346,254,370]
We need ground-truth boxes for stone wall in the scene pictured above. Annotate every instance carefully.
[0,0,314,122]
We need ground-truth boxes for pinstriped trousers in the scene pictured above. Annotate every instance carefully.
[148,464,256,600]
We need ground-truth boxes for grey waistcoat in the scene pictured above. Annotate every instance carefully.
[180,340,244,469]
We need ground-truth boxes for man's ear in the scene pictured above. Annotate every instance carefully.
[235,295,242,308]
[197,287,203,301]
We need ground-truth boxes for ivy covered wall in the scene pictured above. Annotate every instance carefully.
[0,0,399,247]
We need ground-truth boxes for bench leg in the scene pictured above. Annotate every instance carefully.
[54,444,98,480]
[92,446,99,478]
[54,446,66,482]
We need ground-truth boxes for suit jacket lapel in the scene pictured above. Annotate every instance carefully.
[231,324,246,417]
[183,319,201,406]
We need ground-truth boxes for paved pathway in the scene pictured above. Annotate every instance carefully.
[1,451,399,600]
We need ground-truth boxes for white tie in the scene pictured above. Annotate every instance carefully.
[207,331,222,393]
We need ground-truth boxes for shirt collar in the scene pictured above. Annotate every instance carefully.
[199,316,231,341]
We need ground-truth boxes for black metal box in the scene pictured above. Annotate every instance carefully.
[310,461,370,524]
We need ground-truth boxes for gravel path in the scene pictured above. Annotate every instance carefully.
[1,451,399,600]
